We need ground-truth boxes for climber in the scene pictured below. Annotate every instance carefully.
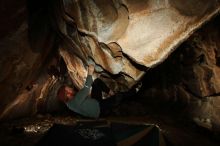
[57,64,142,118]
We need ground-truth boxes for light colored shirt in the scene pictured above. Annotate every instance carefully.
[66,75,100,118]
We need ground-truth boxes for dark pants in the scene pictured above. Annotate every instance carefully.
[91,78,136,116]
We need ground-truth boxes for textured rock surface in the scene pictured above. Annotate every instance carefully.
[141,16,220,131]
[0,0,58,119]
[54,0,220,89]
[1,0,220,122]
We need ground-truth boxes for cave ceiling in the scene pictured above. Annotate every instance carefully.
[57,0,220,89]
[0,0,220,120]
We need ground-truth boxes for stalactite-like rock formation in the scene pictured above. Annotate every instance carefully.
[0,0,220,122]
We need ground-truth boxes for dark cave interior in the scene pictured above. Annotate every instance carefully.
[1,0,220,146]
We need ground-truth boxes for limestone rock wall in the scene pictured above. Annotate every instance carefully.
[56,0,220,90]
[0,0,58,119]
[1,0,220,120]
[141,16,220,131]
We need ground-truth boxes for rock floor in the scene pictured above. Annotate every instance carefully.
[0,105,220,146]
